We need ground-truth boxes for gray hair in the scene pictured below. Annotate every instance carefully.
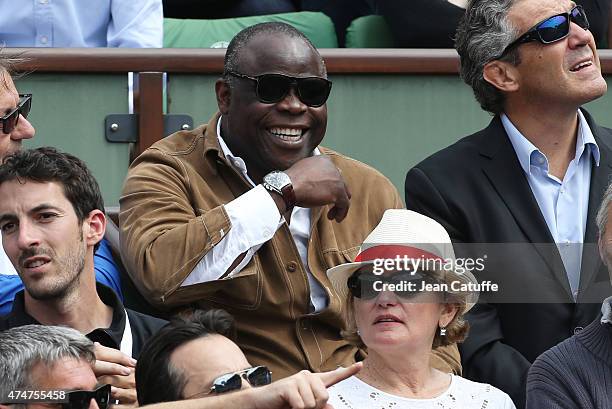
[597,182,612,237]
[455,0,521,114]
[0,325,95,396]
[0,51,26,90]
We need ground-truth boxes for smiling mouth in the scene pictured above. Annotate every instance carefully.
[570,60,593,72]
[268,127,304,143]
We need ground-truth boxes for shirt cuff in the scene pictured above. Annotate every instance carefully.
[225,184,283,247]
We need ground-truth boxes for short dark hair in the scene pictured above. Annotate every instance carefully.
[0,147,104,223]
[136,309,237,405]
[223,22,326,84]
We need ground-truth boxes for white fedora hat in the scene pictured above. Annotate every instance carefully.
[327,209,479,312]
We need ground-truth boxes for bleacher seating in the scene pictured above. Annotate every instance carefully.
[345,15,395,48]
[163,11,338,48]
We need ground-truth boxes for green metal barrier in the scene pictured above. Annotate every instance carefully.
[15,73,131,207]
[9,49,612,206]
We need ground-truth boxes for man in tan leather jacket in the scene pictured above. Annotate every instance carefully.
[120,22,459,379]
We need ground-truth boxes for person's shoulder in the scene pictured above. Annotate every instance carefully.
[526,335,585,401]
[529,319,598,380]
[143,124,208,158]
[452,376,515,405]
[125,123,211,181]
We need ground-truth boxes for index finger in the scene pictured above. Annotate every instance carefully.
[317,362,362,387]
[94,343,137,367]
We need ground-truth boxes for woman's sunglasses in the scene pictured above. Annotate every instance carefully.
[347,270,434,300]
[498,5,589,58]
[226,71,332,107]
[1,94,32,134]
[61,384,111,409]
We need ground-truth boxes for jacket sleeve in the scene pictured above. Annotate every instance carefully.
[406,165,530,407]
[119,148,233,308]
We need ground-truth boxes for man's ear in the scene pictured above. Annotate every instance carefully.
[215,78,231,115]
[83,210,106,248]
[483,60,520,93]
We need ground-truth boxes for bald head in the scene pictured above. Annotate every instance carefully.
[223,22,326,80]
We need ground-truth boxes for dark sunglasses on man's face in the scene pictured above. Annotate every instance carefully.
[208,366,272,394]
[0,94,32,134]
[347,270,433,300]
[498,5,589,58]
[185,365,272,398]
[226,71,332,107]
[61,384,111,409]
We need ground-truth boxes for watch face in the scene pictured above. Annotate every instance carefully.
[265,171,291,189]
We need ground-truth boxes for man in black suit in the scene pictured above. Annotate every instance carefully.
[404,0,612,407]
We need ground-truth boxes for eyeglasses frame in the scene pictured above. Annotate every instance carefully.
[0,93,32,134]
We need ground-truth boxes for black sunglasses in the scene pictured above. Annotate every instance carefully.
[226,71,332,107]
[498,5,589,58]
[347,270,434,300]
[61,384,110,409]
[1,94,32,134]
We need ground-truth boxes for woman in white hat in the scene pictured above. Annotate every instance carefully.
[326,209,515,408]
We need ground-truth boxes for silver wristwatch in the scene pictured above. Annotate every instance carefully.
[263,171,297,211]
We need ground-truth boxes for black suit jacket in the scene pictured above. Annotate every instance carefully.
[404,110,612,408]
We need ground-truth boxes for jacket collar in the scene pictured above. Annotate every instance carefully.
[5,283,127,349]
[202,111,226,176]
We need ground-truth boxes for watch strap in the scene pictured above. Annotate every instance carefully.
[280,183,296,211]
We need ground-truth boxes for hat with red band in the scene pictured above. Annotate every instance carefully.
[326,209,479,311]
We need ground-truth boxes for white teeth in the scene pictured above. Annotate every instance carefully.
[25,260,47,268]
[269,127,303,138]
[571,61,592,71]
